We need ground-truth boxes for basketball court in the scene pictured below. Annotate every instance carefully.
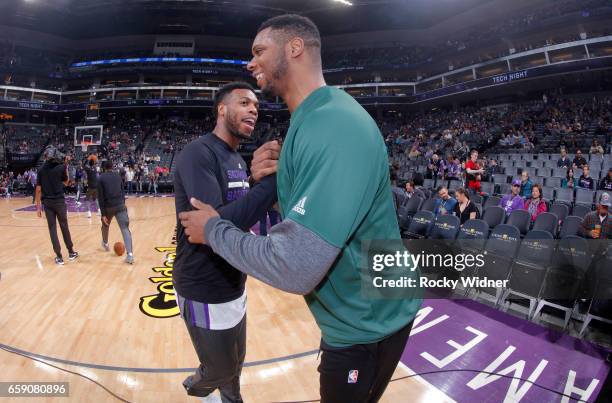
[0,196,609,402]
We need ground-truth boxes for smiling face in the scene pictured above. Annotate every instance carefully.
[218,89,259,140]
[247,27,289,99]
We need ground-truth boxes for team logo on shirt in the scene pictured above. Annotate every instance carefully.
[348,370,359,384]
[292,196,307,215]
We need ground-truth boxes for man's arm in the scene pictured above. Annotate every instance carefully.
[62,163,69,186]
[217,175,277,231]
[205,217,339,295]
[35,185,42,217]
[97,178,106,217]
[178,141,277,231]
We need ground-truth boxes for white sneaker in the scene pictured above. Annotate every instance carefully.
[96,210,101,216]
[102,242,110,252]
[87,211,92,218]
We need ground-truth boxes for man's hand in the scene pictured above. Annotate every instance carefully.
[102,216,110,226]
[251,140,281,182]
[36,203,42,218]
[178,198,220,244]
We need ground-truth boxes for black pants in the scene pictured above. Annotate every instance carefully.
[318,320,414,403]
[182,307,246,403]
[43,199,74,258]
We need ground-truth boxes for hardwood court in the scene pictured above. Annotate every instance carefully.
[0,196,445,403]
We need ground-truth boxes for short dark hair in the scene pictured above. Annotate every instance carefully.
[436,185,448,193]
[103,160,113,170]
[213,82,256,119]
[258,14,321,49]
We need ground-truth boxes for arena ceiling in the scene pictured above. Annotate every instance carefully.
[2,0,495,38]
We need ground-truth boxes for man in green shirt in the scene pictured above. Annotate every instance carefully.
[179,14,421,402]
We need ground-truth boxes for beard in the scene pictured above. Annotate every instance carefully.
[261,54,288,98]
[226,109,252,141]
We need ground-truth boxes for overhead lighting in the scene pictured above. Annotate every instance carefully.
[333,0,353,5]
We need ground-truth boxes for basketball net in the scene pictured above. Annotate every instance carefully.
[81,141,91,153]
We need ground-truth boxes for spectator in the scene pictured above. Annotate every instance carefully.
[561,168,578,189]
[590,140,604,156]
[148,171,158,195]
[578,165,595,190]
[557,148,571,169]
[412,172,428,198]
[573,149,587,169]
[465,149,485,193]
[524,183,548,222]
[427,153,443,179]
[125,166,134,194]
[405,180,426,201]
[599,168,612,191]
[579,192,611,239]
[486,158,502,179]
[433,186,457,216]
[444,154,461,180]
[520,170,533,199]
[453,187,480,224]
[500,179,525,216]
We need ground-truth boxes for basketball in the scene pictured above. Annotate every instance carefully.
[113,242,125,256]
[88,154,97,162]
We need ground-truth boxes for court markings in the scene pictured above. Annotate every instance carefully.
[0,342,319,373]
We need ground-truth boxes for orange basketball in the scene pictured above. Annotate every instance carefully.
[113,242,125,256]
[88,154,97,162]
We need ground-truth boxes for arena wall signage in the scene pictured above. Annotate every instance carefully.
[416,56,612,102]
[71,57,249,68]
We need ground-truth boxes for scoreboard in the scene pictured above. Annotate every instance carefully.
[86,103,100,121]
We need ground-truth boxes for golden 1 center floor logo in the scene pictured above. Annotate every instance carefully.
[139,230,179,318]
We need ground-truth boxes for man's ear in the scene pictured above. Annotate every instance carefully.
[217,103,226,119]
[288,37,305,59]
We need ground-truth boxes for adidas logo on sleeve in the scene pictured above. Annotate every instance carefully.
[292,196,307,215]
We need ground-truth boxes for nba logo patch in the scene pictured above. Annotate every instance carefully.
[348,370,358,384]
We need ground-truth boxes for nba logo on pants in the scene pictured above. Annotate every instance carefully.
[348,370,359,384]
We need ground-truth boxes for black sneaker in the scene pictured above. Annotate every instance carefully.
[55,256,65,265]
[68,251,79,261]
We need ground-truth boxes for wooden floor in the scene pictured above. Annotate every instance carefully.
[0,196,449,403]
